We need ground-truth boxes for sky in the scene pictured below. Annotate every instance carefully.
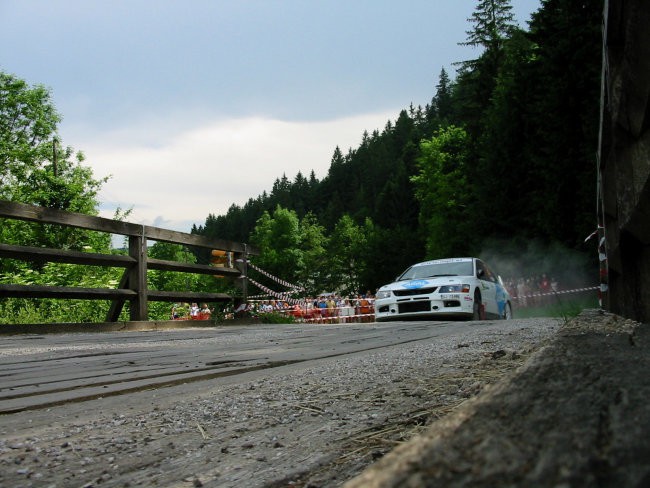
[0,0,540,234]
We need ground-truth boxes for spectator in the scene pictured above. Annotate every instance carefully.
[539,273,551,305]
[234,302,248,318]
[200,303,212,319]
[516,279,527,307]
[339,298,354,323]
[551,277,559,293]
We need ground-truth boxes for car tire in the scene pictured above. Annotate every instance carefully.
[472,291,482,320]
[502,302,513,320]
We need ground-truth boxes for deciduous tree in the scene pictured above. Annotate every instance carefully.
[0,70,108,251]
[412,126,474,259]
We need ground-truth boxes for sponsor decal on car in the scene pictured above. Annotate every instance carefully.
[415,258,471,265]
[402,280,429,289]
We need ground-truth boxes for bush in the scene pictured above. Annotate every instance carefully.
[259,312,296,324]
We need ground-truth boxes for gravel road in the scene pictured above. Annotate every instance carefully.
[0,318,561,488]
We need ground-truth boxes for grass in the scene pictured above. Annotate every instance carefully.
[513,293,599,322]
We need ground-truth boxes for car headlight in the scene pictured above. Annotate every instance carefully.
[376,290,392,299]
[438,284,471,293]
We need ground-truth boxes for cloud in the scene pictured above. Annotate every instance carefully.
[81,111,397,233]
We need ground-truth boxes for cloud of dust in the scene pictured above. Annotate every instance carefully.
[479,238,597,291]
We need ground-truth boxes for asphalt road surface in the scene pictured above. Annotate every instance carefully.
[0,318,560,487]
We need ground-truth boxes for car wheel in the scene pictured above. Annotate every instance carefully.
[502,302,513,320]
[472,291,482,320]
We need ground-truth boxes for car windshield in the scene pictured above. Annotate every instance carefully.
[398,261,474,280]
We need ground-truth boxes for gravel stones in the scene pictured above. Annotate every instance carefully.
[0,318,560,487]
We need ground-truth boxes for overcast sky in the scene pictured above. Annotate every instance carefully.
[0,0,540,234]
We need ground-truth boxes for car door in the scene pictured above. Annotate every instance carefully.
[476,260,498,317]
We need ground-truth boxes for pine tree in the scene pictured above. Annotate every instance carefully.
[433,67,453,123]
[461,0,516,52]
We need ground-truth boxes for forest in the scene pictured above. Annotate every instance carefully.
[1,0,603,322]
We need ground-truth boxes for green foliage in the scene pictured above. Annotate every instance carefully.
[298,212,329,296]
[0,70,123,324]
[432,68,453,123]
[250,206,303,286]
[325,214,368,296]
[0,262,124,323]
[412,126,474,258]
[514,293,599,321]
[249,206,327,296]
[258,311,296,324]
[1,72,60,191]
[461,0,516,51]
[0,70,109,254]
[148,242,199,293]
[247,206,379,296]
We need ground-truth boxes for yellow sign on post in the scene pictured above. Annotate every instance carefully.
[211,249,233,277]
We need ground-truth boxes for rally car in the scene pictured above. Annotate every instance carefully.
[374,257,512,321]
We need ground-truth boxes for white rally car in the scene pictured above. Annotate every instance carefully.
[374,257,512,321]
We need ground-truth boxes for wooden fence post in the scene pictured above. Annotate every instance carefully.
[234,245,249,305]
[129,232,148,321]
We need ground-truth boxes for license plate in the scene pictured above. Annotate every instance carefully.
[440,294,460,300]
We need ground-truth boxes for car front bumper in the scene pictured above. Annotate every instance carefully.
[374,294,474,321]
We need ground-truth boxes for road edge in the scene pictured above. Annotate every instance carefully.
[345,309,650,487]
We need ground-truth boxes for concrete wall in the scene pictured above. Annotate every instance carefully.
[600,0,650,322]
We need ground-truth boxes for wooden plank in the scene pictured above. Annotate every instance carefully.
[0,200,260,253]
[146,290,232,302]
[0,284,232,303]
[0,200,140,236]
[0,243,136,267]
[0,284,137,299]
[106,269,131,322]
[0,244,239,275]
[147,258,241,276]
[143,226,257,253]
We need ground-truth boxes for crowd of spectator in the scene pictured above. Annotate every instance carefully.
[171,302,212,320]
[503,273,560,307]
[234,293,376,323]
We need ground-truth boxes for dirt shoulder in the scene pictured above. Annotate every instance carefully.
[346,310,650,487]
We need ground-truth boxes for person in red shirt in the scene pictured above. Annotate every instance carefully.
[539,274,551,305]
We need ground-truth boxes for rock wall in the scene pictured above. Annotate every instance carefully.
[600,0,650,322]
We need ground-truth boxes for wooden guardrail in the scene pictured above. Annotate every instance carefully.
[0,200,259,322]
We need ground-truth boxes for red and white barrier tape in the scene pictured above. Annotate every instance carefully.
[247,263,304,291]
[244,301,376,324]
[511,286,598,300]
[284,307,376,324]
[247,277,303,304]
[301,312,375,324]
